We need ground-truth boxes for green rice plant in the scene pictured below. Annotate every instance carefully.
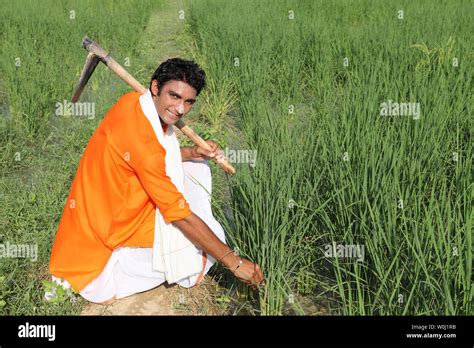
[0,0,157,315]
[0,0,155,140]
[186,0,473,315]
[199,77,238,132]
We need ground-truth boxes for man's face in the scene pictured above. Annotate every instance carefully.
[151,79,197,125]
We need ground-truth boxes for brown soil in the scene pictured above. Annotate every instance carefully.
[81,275,227,315]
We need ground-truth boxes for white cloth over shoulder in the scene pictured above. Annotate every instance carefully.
[139,89,205,284]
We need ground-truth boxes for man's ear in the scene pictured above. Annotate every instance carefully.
[151,80,160,96]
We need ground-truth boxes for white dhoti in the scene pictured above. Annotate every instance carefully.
[50,160,226,303]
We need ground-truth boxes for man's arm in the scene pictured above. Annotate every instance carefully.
[173,213,235,265]
[172,213,265,288]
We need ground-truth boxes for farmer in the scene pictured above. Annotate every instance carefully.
[49,58,265,304]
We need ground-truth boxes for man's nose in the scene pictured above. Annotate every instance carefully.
[175,103,184,115]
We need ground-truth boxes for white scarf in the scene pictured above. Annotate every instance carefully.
[139,90,204,284]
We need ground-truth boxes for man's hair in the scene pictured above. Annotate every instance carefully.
[149,58,206,96]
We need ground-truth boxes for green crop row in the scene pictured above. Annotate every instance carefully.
[185,0,473,315]
[0,0,157,315]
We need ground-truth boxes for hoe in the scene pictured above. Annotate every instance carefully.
[72,36,236,175]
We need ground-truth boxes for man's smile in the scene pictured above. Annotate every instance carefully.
[167,109,180,118]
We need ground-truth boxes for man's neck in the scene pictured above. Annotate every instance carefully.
[159,116,166,127]
[158,114,168,133]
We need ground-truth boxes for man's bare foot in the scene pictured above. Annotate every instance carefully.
[97,296,116,305]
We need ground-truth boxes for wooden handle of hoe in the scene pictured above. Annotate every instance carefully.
[82,36,236,175]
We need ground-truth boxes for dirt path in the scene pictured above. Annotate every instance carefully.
[81,275,226,315]
[135,0,186,70]
[80,0,226,316]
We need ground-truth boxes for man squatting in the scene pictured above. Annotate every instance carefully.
[49,58,265,304]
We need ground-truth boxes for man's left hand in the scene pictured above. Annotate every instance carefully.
[189,140,225,161]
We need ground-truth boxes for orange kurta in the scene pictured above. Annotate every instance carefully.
[49,91,192,292]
